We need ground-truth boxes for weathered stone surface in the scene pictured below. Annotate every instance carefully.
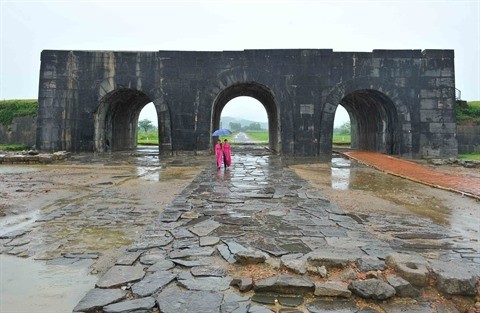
[4,237,30,246]
[251,294,276,305]
[172,258,210,267]
[230,277,254,292]
[254,274,315,295]
[281,254,307,274]
[63,252,99,259]
[156,285,223,313]
[348,279,396,300]
[379,302,434,313]
[307,249,362,268]
[191,265,227,277]
[338,267,357,280]
[234,250,266,264]
[249,305,275,313]
[429,260,478,295]
[386,274,420,298]
[169,246,215,259]
[158,210,182,222]
[200,236,220,246]
[103,297,156,313]
[0,229,30,239]
[385,253,429,287]
[127,236,173,251]
[221,294,250,313]
[189,219,221,236]
[147,259,175,272]
[306,263,328,277]
[131,271,177,297]
[356,257,387,272]
[278,296,304,307]
[306,299,359,312]
[139,250,166,265]
[314,281,352,298]
[169,227,195,239]
[116,251,142,265]
[73,288,127,312]
[178,271,231,291]
[223,240,249,254]
[96,266,145,288]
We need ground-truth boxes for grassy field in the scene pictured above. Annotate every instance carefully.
[245,131,269,142]
[332,134,351,145]
[137,131,159,145]
[0,99,38,126]
[458,152,480,160]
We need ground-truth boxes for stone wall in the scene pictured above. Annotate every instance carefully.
[0,116,37,147]
[36,49,458,158]
[457,125,480,153]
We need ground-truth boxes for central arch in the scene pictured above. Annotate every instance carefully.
[211,82,280,153]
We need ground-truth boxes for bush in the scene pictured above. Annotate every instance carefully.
[456,101,480,124]
[0,99,38,126]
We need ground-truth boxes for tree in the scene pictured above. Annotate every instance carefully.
[229,122,242,132]
[338,121,351,135]
[138,119,153,132]
[246,122,262,131]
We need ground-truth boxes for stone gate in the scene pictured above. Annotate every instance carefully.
[36,49,457,158]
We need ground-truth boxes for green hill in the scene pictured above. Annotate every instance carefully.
[220,116,268,130]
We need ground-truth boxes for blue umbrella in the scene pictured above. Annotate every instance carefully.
[212,129,232,136]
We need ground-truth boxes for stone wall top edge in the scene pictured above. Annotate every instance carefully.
[40,48,454,58]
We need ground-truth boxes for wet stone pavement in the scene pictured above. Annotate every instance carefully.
[2,149,479,312]
[66,149,480,313]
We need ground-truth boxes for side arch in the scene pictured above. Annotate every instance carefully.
[93,83,172,153]
[320,78,411,156]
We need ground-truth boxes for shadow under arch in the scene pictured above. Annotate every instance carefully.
[321,80,410,156]
[94,88,172,153]
[211,82,279,153]
[342,89,400,154]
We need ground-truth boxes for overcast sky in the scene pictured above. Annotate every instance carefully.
[2,0,479,127]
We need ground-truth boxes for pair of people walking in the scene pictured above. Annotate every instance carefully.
[215,139,231,169]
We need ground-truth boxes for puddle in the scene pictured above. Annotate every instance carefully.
[0,166,41,175]
[0,254,96,313]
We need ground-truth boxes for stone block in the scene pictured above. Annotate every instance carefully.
[385,253,429,287]
[429,260,478,296]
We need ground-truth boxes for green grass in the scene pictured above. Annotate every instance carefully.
[458,152,480,160]
[456,101,480,124]
[0,99,38,126]
[0,144,30,151]
[137,131,158,145]
[245,131,269,142]
[332,134,351,145]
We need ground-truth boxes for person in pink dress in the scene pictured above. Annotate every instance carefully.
[223,139,232,169]
[215,139,223,169]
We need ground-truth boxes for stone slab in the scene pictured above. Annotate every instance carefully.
[96,265,145,288]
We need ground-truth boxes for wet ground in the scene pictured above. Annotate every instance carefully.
[0,147,479,312]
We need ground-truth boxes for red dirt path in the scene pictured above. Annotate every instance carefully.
[343,151,480,200]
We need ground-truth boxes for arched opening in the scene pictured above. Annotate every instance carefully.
[220,96,269,145]
[339,89,400,154]
[137,102,159,147]
[94,89,171,153]
[212,83,279,153]
[333,104,351,148]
